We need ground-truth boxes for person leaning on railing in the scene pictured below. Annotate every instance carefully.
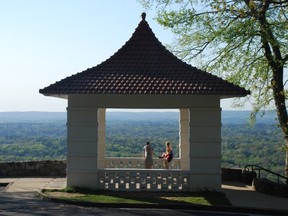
[161,142,173,169]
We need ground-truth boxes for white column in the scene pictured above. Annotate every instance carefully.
[179,109,189,170]
[66,106,99,188]
[188,107,222,191]
[97,108,106,168]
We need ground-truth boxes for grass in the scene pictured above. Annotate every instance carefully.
[42,187,232,206]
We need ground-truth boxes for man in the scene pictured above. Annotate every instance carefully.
[143,142,153,169]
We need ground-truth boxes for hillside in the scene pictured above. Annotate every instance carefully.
[0,111,285,178]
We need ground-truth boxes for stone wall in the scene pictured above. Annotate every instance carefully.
[0,160,66,177]
[253,178,288,198]
[221,167,256,185]
[221,168,243,181]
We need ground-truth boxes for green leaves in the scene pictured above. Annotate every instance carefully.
[140,0,288,177]
[0,122,67,162]
[141,0,288,110]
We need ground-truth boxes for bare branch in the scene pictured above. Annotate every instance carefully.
[283,79,288,87]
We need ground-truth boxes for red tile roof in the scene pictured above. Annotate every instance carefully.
[39,13,250,97]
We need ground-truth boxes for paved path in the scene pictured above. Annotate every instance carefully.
[222,181,288,212]
[0,178,66,192]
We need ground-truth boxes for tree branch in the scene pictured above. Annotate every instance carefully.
[271,0,288,5]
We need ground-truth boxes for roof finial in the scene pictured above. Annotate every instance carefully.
[141,12,146,21]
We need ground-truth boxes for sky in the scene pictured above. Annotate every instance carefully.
[0,0,251,112]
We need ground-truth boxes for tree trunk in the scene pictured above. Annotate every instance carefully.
[253,1,288,182]
[286,138,288,184]
[269,45,288,183]
[271,67,288,182]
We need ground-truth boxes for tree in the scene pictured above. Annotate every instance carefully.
[140,0,288,180]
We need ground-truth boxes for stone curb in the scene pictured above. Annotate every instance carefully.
[38,190,288,215]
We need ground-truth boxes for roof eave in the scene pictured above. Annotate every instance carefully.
[40,92,249,98]
[41,94,68,99]
[220,94,249,99]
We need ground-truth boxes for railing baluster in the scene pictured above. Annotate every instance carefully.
[97,169,190,191]
[278,176,280,184]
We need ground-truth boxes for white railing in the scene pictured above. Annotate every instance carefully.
[105,157,181,169]
[97,169,190,191]
[94,157,186,191]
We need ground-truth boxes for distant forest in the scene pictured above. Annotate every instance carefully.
[0,111,285,177]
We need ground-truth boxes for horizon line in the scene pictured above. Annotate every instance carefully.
[0,109,257,113]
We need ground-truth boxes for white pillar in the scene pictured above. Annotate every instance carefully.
[97,108,106,168]
[66,105,99,188]
[179,109,189,170]
[188,107,222,191]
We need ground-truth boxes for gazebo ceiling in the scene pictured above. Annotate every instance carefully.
[39,13,250,98]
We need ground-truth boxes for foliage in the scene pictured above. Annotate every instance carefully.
[106,119,179,157]
[0,116,285,178]
[139,0,288,178]
[140,0,288,110]
[0,123,67,161]
[222,123,285,176]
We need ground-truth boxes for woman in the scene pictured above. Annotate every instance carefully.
[162,142,173,169]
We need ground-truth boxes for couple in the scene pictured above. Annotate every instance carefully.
[143,141,173,169]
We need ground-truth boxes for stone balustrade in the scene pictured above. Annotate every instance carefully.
[105,157,181,169]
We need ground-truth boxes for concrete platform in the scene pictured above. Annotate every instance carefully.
[222,181,288,212]
[0,178,66,192]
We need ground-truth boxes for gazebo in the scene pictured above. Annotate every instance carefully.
[40,13,249,191]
